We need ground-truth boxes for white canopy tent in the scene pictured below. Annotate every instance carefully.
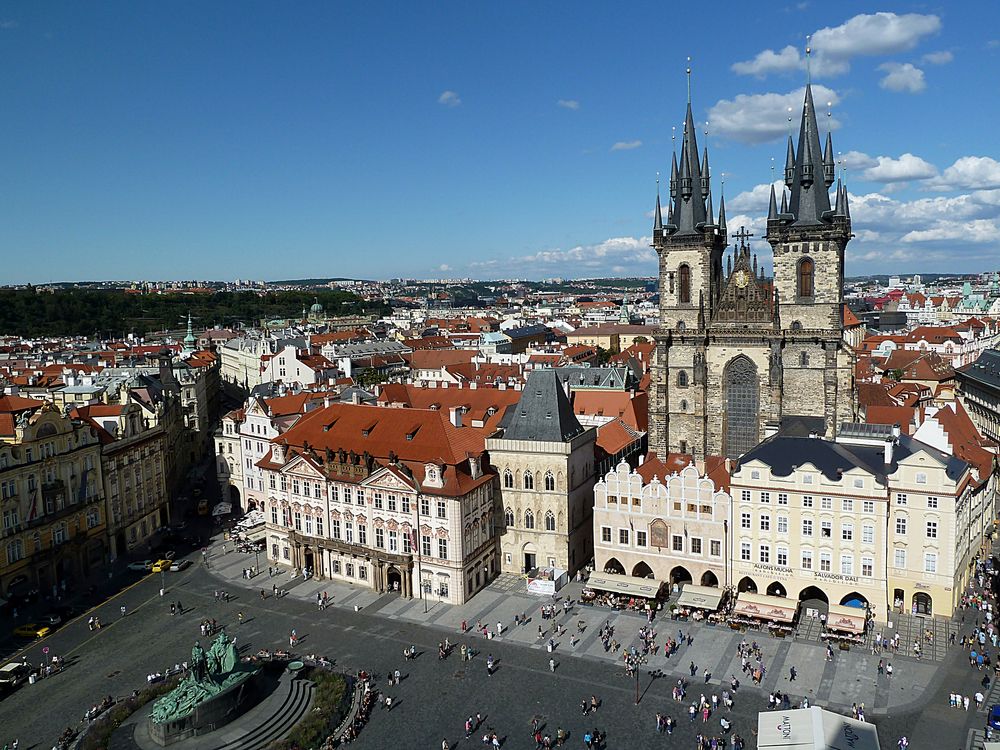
[733,592,797,623]
[757,707,880,750]
[826,603,866,634]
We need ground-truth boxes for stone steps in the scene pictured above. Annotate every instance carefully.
[211,677,314,750]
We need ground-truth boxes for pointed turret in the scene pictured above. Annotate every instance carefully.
[701,147,711,193]
[767,183,779,221]
[669,152,679,199]
[843,183,851,220]
[833,178,846,217]
[788,84,833,225]
[784,136,796,187]
[823,132,835,188]
[653,191,664,233]
[780,190,788,215]
[718,194,727,233]
[705,189,715,228]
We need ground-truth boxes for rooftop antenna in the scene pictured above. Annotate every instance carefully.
[686,56,692,104]
[805,35,812,84]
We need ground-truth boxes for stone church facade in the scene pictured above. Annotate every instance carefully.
[649,84,856,460]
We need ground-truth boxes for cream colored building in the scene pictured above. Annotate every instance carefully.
[593,456,731,589]
[488,370,596,575]
[1,399,106,600]
[731,425,980,621]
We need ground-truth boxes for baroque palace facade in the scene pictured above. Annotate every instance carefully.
[649,83,856,460]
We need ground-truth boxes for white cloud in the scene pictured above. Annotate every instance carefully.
[839,151,877,172]
[927,156,1000,190]
[611,140,642,152]
[732,45,803,77]
[557,99,580,110]
[437,90,461,107]
[438,264,452,272]
[862,153,937,183]
[708,85,840,144]
[878,62,926,93]
[733,12,941,79]
[901,219,1000,243]
[922,50,953,65]
[812,12,941,59]
[729,181,785,213]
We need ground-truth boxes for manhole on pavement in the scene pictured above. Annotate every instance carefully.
[453,670,465,679]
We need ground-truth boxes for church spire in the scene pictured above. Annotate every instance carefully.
[653,175,664,241]
[784,136,796,187]
[671,99,709,235]
[718,193,727,233]
[767,183,778,221]
[834,178,846,217]
[705,188,715,228]
[788,84,833,225]
[823,131,836,188]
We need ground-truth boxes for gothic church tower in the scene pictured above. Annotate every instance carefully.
[650,81,856,461]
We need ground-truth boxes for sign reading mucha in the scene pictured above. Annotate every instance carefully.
[650,519,669,548]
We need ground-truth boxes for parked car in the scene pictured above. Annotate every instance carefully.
[989,705,1000,730]
[170,559,192,572]
[0,661,32,689]
[127,560,153,572]
[12,623,51,639]
[150,559,173,573]
[42,613,63,626]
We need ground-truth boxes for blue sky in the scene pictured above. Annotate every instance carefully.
[2,2,999,283]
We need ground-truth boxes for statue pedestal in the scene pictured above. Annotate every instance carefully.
[147,670,261,746]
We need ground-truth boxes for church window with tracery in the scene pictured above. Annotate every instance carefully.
[724,356,759,460]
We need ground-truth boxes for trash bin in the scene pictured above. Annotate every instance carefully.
[547,643,553,653]
[28,674,36,685]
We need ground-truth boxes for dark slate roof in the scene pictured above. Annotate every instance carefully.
[506,323,549,340]
[552,366,638,390]
[958,349,1000,391]
[735,433,968,484]
[775,415,827,438]
[502,369,585,443]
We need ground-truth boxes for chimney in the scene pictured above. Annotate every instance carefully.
[352,390,362,405]
[449,406,463,428]
[323,394,331,409]
[884,438,894,466]
[638,454,645,466]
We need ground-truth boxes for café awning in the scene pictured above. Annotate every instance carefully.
[676,584,724,611]
[826,603,866,634]
[585,572,664,599]
[244,527,267,543]
[733,592,797,623]
[757,707,880,750]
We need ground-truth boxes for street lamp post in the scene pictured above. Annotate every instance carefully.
[625,652,647,705]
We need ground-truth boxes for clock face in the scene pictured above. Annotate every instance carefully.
[734,270,750,288]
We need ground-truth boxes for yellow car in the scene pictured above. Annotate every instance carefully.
[151,559,173,573]
[12,623,51,639]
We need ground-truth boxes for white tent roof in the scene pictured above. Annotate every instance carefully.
[757,707,880,750]
[676,584,724,611]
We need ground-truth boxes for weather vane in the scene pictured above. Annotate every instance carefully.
[686,56,692,104]
[805,35,812,84]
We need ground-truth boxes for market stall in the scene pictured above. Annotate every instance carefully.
[526,567,568,595]
[730,592,797,634]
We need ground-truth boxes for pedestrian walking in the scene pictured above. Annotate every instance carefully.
[789,666,796,681]
[238,611,244,625]
[120,604,127,618]
[487,654,494,676]
[549,657,556,672]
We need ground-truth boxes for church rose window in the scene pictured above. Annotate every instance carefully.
[678,264,691,304]
[724,356,759,459]
[798,258,814,298]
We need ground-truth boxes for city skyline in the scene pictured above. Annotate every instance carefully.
[2,2,1000,284]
